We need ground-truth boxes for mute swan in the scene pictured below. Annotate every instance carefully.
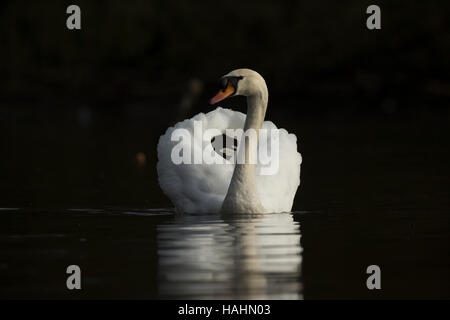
[157,69,302,213]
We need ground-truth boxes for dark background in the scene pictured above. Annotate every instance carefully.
[1,0,449,209]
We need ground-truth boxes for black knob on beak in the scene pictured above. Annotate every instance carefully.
[218,77,228,91]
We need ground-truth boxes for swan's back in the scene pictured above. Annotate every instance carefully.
[157,107,302,213]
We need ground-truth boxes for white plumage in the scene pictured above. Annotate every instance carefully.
[157,107,302,213]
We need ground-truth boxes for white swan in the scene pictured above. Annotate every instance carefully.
[157,69,302,213]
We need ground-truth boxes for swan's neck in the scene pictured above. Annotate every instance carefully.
[221,92,268,213]
[244,95,266,132]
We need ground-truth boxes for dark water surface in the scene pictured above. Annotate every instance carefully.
[1,106,449,299]
[0,207,449,299]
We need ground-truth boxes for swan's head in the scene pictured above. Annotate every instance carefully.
[210,68,267,105]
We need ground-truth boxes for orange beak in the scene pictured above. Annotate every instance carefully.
[210,81,235,105]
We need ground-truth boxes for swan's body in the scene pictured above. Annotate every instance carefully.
[157,69,302,213]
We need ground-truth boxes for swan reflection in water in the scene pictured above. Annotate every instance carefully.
[157,212,302,299]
